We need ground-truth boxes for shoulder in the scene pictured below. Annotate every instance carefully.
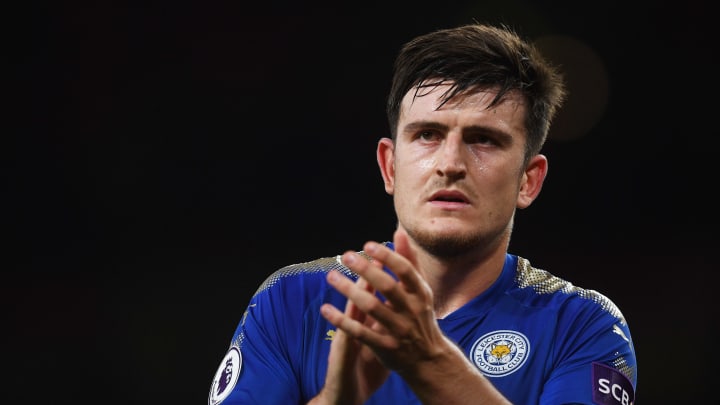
[511,257,638,390]
[234,254,355,348]
[512,256,627,324]
[250,244,387,299]
[250,254,356,299]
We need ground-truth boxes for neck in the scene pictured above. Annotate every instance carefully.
[414,239,508,319]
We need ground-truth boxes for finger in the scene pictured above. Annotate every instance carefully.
[320,303,356,371]
[362,240,425,296]
[345,273,373,321]
[341,251,413,313]
[338,251,421,332]
[392,227,418,269]
[326,265,409,346]
[327,268,397,323]
[341,251,398,297]
[321,285,394,345]
[320,302,397,349]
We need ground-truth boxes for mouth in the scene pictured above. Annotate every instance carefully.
[429,190,470,205]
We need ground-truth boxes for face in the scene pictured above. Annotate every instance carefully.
[377,84,547,258]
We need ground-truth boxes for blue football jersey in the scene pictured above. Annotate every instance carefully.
[209,247,637,405]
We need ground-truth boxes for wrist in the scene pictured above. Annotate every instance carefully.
[396,336,465,384]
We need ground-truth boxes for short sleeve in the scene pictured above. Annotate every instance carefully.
[540,300,637,405]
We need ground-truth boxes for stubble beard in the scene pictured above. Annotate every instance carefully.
[404,225,483,259]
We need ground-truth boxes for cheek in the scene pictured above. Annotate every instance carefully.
[478,167,523,202]
[418,157,436,171]
[395,157,433,191]
[391,167,420,206]
[398,153,437,183]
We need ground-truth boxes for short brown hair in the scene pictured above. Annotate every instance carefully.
[387,23,566,160]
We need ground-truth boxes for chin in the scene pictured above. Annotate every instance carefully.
[407,226,481,259]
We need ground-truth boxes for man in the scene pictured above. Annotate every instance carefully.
[209,22,638,404]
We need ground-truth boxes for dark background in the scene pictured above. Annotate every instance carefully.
[8,0,717,403]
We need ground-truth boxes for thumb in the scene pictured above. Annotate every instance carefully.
[393,227,418,268]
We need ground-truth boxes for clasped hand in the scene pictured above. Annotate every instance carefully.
[314,228,450,404]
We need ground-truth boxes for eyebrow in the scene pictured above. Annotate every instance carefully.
[402,120,515,144]
[402,121,449,134]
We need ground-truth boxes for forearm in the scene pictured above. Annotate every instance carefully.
[398,338,512,405]
[306,386,365,405]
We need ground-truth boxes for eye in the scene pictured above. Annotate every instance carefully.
[417,130,441,142]
[466,133,500,146]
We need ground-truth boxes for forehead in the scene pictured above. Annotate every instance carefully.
[399,84,526,122]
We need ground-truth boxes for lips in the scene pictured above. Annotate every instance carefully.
[429,190,470,204]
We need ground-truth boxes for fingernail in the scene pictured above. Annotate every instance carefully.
[343,253,356,265]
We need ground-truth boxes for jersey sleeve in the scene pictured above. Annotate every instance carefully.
[540,292,638,405]
[208,272,308,405]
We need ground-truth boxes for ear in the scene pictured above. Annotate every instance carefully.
[377,137,395,195]
[517,154,548,209]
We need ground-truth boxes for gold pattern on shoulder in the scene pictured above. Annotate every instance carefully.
[515,257,626,324]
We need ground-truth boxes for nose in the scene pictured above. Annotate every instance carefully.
[436,135,466,181]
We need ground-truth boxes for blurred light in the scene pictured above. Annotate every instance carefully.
[534,35,609,141]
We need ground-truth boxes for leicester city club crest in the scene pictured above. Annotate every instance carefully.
[470,330,529,377]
